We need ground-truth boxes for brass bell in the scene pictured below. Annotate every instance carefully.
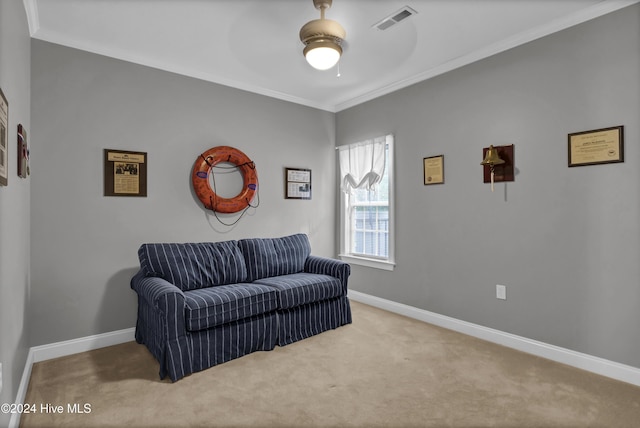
[481,145,505,192]
[480,145,505,166]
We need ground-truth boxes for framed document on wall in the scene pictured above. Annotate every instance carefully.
[568,126,624,167]
[423,155,444,185]
[285,167,311,199]
[104,149,147,197]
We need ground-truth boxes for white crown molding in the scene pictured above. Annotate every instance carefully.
[348,290,640,387]
[334,0,640,111]
[22,0,39,36]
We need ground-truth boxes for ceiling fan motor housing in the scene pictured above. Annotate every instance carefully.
[299,18,346,47]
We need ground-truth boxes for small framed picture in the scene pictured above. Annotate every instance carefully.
[285,167,311,199]
[423,155,444,185]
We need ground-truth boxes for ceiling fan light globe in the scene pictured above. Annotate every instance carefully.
[304,43,341,70]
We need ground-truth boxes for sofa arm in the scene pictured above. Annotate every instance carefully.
[130,271,187,338]
[304,256,351,293]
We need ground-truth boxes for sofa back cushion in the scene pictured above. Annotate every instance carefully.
[138,241,247,291]
[239,234,311,282]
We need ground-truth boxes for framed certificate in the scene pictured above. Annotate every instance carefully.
[423,155,444,185]
[568,126,624,167]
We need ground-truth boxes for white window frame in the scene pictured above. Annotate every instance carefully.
[339,136,395,271]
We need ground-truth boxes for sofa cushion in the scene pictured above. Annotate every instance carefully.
[253,273,344,310]
[183,283,279,331]
[138,241,247,291]
[238,233,311,282]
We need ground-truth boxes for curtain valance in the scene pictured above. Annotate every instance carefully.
[338,134,391,194]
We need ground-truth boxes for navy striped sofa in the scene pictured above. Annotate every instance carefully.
[130,233,352,382]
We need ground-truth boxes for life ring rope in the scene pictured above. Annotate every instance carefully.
[191,146,259,223]
[208,189,260,227]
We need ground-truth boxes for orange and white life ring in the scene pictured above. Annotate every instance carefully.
[191,146,258,213]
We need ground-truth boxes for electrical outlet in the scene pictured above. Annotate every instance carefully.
[496,284,507,300]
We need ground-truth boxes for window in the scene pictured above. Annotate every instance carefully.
[338,135,394,271]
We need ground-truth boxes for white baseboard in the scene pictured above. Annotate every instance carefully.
[29,327,135,363]
[9,348,34,428]
[348,290,640,387]
[9,327,135,428]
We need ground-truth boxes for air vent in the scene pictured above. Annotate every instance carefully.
[373,6,418,31]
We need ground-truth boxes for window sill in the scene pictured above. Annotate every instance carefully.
[339,254,395,271]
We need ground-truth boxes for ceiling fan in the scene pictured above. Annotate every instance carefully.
[299,0,346,71]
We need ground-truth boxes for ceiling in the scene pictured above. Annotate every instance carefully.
[24,0,635,112]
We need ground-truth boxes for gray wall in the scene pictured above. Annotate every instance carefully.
[30,40,336,346]
[336,5,640,368]
[0,0,31,422]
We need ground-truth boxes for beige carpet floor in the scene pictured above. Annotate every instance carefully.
[20,301,640,427]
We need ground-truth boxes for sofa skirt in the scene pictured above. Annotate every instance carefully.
[277,296,352,346]
[135,295,278,381]
[188,312,278,374]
